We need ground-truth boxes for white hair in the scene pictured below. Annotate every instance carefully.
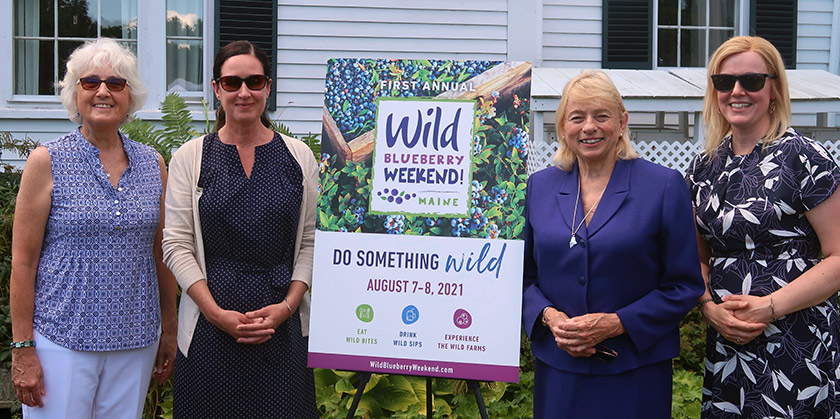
[57,38,147,124]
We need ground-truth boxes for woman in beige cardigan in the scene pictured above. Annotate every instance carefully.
[162,40,318,418]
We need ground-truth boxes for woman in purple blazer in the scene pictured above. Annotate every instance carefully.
[522,70,704,418]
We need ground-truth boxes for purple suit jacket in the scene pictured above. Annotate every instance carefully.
[522,158,704,375]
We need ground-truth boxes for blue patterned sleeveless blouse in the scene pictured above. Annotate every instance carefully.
[34,129,162,351]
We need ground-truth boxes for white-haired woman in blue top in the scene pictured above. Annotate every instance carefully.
[10,38,177,418]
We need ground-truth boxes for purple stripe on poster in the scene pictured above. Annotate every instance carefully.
[308,352,519,383]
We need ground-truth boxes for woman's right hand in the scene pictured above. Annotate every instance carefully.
[701,299,766,345]
[544,308,596,357]
[207,308,273,343]
[11,348,45,407]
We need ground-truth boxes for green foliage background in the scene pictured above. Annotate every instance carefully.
[0,93,707,418]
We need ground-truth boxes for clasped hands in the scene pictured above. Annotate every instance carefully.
[701,294,773,346]
[209,302,292,344]
[543,308,623,358]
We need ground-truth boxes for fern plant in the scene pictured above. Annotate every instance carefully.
[271,120,321,159]
[122,93,201,164]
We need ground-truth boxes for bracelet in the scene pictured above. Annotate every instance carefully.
[540,306,553,326]
[698,298,714,308]
[770,295,777,322]
[9,340,36,349]
[283,299,293,316]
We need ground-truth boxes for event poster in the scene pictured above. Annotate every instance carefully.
[308,59,531,382]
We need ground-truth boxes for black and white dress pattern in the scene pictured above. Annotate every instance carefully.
[686,128,840,418]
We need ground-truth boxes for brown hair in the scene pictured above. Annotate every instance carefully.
[212,40,272,131]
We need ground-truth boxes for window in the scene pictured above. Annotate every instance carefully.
[13,0,137,95]
[166,0,203,93]
[657,0,735,67]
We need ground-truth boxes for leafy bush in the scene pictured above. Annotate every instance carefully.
[121,93,201,165]
[315,331,535,418]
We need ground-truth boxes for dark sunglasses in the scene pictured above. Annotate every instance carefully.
[710,73,777,93]
[593,344,618,362]
[216,75,269,92]
[77,77,128,92]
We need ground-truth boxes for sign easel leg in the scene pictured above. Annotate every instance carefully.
[345,371,372,419]
[467,380,489,419]
[426,377,433,418]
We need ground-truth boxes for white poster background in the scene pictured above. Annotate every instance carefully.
[369,99,474,217]
[308,230,523,378]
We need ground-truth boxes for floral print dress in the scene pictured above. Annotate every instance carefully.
[686,128,840,418]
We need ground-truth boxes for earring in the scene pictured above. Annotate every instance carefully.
[769,99,777,114]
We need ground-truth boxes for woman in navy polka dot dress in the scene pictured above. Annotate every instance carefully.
[163,41,319,418]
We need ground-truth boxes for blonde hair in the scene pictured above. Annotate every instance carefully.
[57,38,147,124]
[552,70,638,170]
[703,36,791,156]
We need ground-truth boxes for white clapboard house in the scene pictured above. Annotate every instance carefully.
[1,0,839,171]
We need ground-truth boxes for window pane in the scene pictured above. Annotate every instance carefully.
[58,40,84,83]
[118,40,138,57]
[167,0,203,37]
[709,0,734,27]
[58,0,96,38]
[15,0,54,37]
[681,0,706,26]
[680,29,706,67]
[15,40,54,95]
[658,28,677,67]
[709,29,734,57]
[167,39,203,92]
[658,0,677,25]
[102,0,138,39]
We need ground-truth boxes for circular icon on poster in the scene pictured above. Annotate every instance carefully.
[453,309,472,329]
[356,304,374,323]
[402,305,419,325]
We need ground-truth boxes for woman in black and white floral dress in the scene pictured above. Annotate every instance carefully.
[686,36,840,418]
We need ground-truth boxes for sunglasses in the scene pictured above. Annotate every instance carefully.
[77,77,128,92]
[593,344,618,362]
[216,75,269,92]
[710,73,777,93]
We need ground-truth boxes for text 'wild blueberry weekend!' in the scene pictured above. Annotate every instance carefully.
[308,59,531,382]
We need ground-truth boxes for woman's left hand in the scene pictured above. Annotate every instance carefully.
[237,303,293,344]
[153,325,177,384]
[724,294,774,324]
[554,313,624,356]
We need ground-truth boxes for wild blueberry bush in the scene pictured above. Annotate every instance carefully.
[325,58,497,139]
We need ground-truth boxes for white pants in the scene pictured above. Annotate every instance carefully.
[23,330,158,419]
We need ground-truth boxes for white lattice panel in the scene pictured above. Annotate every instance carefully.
[634,140,701,174]
[527,137,840,176]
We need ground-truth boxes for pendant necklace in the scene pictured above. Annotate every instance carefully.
[570,176,607,248]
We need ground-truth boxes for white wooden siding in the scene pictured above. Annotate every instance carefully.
[541,0,601,68]
[276,1,508,135]
[797,0,834,70]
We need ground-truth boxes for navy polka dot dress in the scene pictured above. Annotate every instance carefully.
[173,132,318,418]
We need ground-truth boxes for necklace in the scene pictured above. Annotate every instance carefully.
[570,176,607,248]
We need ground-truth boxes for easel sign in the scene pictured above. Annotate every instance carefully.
[308,59,531,383]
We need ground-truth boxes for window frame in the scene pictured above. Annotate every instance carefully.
[0,0,214,117]
[653,0,740,68]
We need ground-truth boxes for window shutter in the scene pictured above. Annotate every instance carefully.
[751,0,797,68]
[602,0,653,69]
[216,0,278,110]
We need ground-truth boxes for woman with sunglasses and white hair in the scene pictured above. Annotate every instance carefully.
[162,40,318,417]
[9,38,178,418]
[687,36,840,417]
